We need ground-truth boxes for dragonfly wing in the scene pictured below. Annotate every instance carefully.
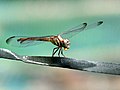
[6,35,52,47]
[59,23,87,39]
[60,21,103,39]
[84,21,103,30]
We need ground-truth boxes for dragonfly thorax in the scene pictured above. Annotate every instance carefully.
[50,35,70,50]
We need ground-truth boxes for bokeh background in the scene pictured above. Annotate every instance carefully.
[0,0,120,90]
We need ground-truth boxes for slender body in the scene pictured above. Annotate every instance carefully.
[6,21,103,57]
[11,35,70,56]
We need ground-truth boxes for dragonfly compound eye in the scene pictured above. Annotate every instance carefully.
[64,39,70,50]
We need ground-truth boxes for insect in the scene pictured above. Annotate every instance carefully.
[6,21,103,57]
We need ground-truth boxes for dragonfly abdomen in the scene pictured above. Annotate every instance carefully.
[17,37,51,43]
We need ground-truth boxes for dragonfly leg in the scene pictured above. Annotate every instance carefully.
[61,49,65,57]
[52,47,59,57]
[52,47,57,54]
[58,48,62,57]
[58,47,65,57]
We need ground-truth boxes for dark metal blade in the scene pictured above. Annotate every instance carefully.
[0,48,120,75]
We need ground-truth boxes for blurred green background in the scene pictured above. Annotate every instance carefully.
[0,0,120,90]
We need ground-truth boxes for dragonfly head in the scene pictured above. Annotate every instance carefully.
[63,39,70,50]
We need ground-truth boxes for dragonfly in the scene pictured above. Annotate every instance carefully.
[6,21,103,57]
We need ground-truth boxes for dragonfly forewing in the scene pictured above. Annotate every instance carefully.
[60,21,103,39]
[84,21,103,30]
[59,23,87,39]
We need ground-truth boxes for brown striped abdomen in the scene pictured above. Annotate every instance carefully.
[17,37,51,43]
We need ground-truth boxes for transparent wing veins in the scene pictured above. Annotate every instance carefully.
[60,21,103,39]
